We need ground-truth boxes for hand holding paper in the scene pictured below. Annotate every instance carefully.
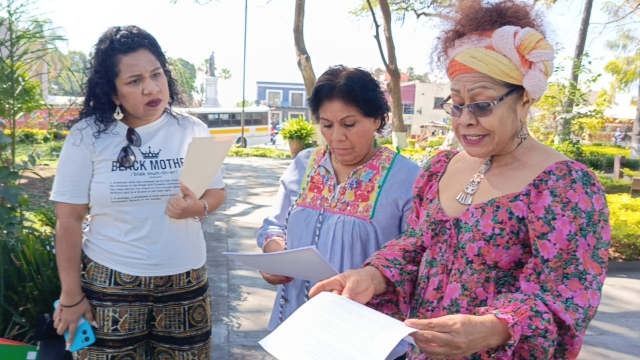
[224,246,338,282]
[309,266,388,306]
[259,291,416,360]
[166,182,202,220]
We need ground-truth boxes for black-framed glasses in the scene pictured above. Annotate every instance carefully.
[441,87,520,118]
[117,127,142,168]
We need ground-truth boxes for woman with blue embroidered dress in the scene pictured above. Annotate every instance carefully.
[255,65,420,356]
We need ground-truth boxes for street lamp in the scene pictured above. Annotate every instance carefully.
[240,0,248,148]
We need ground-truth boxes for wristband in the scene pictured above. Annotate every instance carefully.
[60,294,86,308]
[192,200,210,222]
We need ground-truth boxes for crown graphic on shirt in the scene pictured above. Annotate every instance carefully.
[139,146,161,159]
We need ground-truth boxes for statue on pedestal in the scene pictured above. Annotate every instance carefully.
[208,52,216,77]
[203,50,221,107]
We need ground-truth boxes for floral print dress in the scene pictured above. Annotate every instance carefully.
[366,150,611,359]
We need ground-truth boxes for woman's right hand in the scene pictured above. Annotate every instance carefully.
[53,293,97,350]
[260,237,293,286]
[309,266,387,305]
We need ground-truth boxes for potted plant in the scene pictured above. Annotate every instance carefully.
[279,117,316,158]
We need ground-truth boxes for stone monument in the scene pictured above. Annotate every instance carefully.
[203,51,221,108]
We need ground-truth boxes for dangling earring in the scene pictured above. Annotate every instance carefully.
[373,138,378,149]
[517,124,529,144]
[114,105,124,121]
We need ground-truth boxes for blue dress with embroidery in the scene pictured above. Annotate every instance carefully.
[256,146,420,331]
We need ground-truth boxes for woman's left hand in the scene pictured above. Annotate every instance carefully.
[405,314,511,359]
[166,183,202,220]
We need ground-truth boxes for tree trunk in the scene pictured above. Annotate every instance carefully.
[293,0,316,97]
[557,0,593,143]
[632,79,640,159]
[376,0,407,148]
[293,0,324,145]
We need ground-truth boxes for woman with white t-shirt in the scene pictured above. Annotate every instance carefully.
[50,25,225,359]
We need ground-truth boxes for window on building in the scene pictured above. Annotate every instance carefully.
[271,112,282,124]
[267,91,282,107]
[289,112,305,120]
[403,103,415,115]
[290,92,305,107]
[434,97,445,109]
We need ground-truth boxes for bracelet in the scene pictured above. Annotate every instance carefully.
[192,200,209,222]
[201,200,209,218]
[60,294,86,308]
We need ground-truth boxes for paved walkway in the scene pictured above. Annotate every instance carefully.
[204,156,640,360]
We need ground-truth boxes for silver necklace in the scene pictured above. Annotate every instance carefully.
[456,157,492,205]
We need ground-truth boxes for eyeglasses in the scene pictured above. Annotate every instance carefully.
[441,88,520,118]
[117,127,142,168]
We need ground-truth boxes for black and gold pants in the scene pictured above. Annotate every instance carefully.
[74,255,212,360]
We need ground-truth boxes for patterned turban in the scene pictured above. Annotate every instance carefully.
[447,26,555,99]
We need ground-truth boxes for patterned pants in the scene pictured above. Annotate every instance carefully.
[74,255,212,360]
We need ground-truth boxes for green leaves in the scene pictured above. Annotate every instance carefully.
[0,0,64,170]
[168,57,198,106]
[279,117,317,143]
[604,30,640,92]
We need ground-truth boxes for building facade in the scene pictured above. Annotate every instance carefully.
[398,82,451,136]
[256,81,310,125]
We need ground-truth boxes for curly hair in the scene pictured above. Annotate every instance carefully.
[433,0,547,72]
[74,25,184,136]
[308,65,389,133]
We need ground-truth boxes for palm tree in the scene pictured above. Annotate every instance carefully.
[219,68,232,80]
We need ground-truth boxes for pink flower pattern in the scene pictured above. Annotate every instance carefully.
[365,151,611,359]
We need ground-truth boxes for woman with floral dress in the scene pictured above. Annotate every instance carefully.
[256,66,420,358]
[311,2,611,359]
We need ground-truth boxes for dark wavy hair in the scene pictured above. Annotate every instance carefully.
[73,25,184,136]
[308,65,389,133]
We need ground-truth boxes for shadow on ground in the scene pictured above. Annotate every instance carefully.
[204,156,290,360]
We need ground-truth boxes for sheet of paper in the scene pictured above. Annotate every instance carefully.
[179,135,234,198]
[259,292,416,360]
[224,246,338,282]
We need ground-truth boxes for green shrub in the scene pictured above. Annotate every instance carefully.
[45,141,63,158]
[625,159,640,171]
[280,118,316,143]
[579,156,615,172]
[582,145,630,157]
[622,168,640,178]
[607,194,640,260]
[378,137,393,146]
[551,140,584,159]
[2,129,68,144]
[0,166,59,343]
[598,176,632,194]
[407,139,417,148]
[228,147,291,158]
[426,136,445,149]
[0,227,60,343]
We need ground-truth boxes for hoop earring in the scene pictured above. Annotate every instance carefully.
[114,105,124,121]
[517,124,529,144]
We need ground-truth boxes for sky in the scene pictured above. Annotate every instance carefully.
[35,0,632,107]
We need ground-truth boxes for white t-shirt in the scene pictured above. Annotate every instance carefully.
[50,112,225,276]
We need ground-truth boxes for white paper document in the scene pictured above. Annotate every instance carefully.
[223,246,338,282]
[179,135,234,198]
[259,291,417,360]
